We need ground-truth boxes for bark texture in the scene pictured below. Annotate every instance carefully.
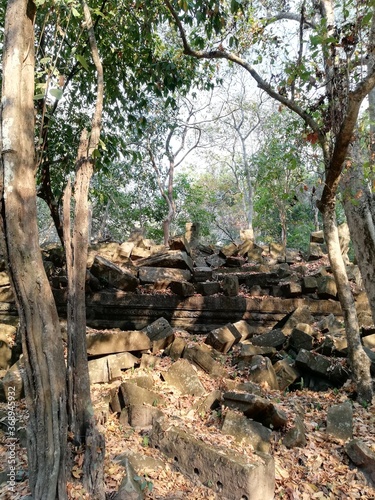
[0,0,67,498]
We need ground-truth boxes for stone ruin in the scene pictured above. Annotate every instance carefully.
[0,225,375,498]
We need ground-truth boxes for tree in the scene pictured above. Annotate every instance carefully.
[1,0,68,497]
[164,0,375,402]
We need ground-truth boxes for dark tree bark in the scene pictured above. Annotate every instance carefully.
[0,0,68,498]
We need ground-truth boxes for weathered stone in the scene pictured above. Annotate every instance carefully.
[280,281,302,298]
[205,323,242,353]
[295,349,349,386]
[144,317,173,341]
[166,336,186,360]
[289,327,314,351]
[130,374,155,390]
[317,313,343,333]
[196,281,221,296]
[140,354,161,370]
[273,358,300,391]
[326,401,353,440]
[205,253,226,268]
[138,267,191,284]
[234,381,263,396]
[0,286,14,302]
[183,346,227,377]
[285,248,302,264]
[249,285,263,296]
[363,333,375,349]
[118,241,135,259]
[223,392,288,429]
[168,280,195,297]
[150,418,275,500]
[238,344,277,370]
[0,272,11,287]
[308,242,325,260]
[193,390,222,415]
[310,230,324,243]
[115,451,165,473]
[270,242,284,260]
[90,255,139,291]
[88,352,139,384]
[275,306,315,335]
[219,242,238,258]
[0,333,12,369]
[222,275,239,297]
[193,266,213,282]
[226,256,246,267]
[127,404,164,428]
[120,382,163,408]
[168,235,192,255]
[247,355,279,390]
[276,264,291,278]
[112,458,143,500]
[237,239,255,257]
[345,439,375,486]
[222,409,272,453]
[0,359,24,402]
[317,275,337,300]
[233,320,256,340]
[283,415,307,448]
[251,329,287,349]
[319,334,348,356]
[247,247,264,262]
[86,330,151,356]
[135,250,193,272]
[130,246,152,260]
[162,359,205,396]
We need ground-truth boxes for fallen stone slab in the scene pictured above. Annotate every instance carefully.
[251,329,287,349]
[282,415,306,448]
[193,266,213,282]
[317,275,337,300]
[326,401,353,441]
[289,327,314,351]
[223,392,288,429]
[221,409,272,453]
[295,349,349,386]
[275,306,315,335]
[90,255,139,291]
[222,275,239,297]
[88,352,139,384]
[196,281,221,296]
[205,323,242,353]
[150,418,275,500]
[120,381,164,409]
[247,355,279,390]
[143,317,175,353]
[193,390,222,415]
[86,329,151,356]
[183,346,227,378]
[127,404,164,428]
[168,280,195,297]
[161,358,206,396]
[345,439,375,487]
[273,358,300,391]
[138,267,191,284]
[135,250,194,272]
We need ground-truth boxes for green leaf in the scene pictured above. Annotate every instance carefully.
[75,54,89,71]
[33,93,45,100]
[71,7,81,17]
[49,88,63,100]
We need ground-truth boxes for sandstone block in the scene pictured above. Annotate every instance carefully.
[150,418,275,500]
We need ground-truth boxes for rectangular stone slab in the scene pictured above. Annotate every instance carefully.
[150,418,275,500]
[86,330,150,356]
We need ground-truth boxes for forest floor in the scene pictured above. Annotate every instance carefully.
[0,331,375,500]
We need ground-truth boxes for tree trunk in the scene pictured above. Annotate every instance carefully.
[341,151,375,326]
[63,2,105,496]
[1,0,68,498]
[321,201,373,403]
